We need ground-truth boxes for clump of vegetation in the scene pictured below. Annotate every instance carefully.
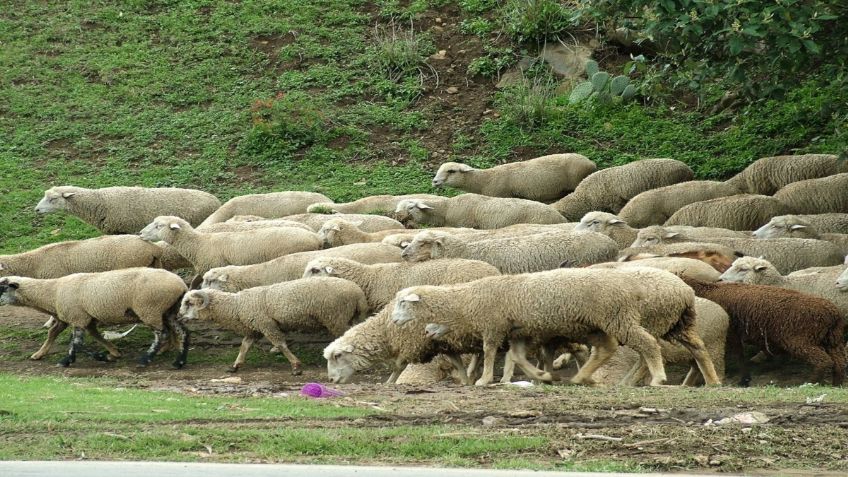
[467,46,517,77]
[370,23,435,83]
[243,91,333,157]
[502,0,576,44]
[497,75,558,129]
[568,59,638,105]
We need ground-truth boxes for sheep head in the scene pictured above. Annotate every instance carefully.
[0,277,20,305]
[631,226,680,247]
[424,322,450,339]
[400,231,448,262]
[575,211,627,234]
[752,215,816,239]
[394,199,434,225]
[318,219,362,248]
[719,256,773,284]
[837,266,848,292]
[139,216,189,243]
[35,186,80,214]
[323,340,357,384]
[303,258,336,278]
[178,290,210,321]
[201,269,228,290]
[432,162,474,188]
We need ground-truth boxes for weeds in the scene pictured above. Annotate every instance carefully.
[497,75,558,129]
[502,0,576,44]
[371,22,435,84]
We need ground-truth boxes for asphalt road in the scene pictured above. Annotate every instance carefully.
[0,461,737,477]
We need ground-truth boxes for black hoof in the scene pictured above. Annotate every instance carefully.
[226,366,238,373]
[136,357,151,368]
[91,351,110,362]
[57,358,72,368]
[291,368,303,376]
[172,360,185,370]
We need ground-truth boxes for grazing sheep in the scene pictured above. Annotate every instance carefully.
[272,213,405,232]
[664,194,794,231]
[201,243,402,292]
[302,257,500,311]
[379,223,577,251]
[307,194,442,215]
[401,230,618,273]
[631,225,749,247]
[318,219,407,248]
[139,216,321,281]
[0,235,162,278]
[618,180,743,227]
[395,194,566,229]
[790,213,848,234]
[390,267,719,386]
[201,218,314,233]
[431,154,597,201]
[324,300,481,385]
[0,268,189,368]
[588,257,721,283]
[683,277,846,386]
[179,277,368,374]
[618,242,741,272]
[574,212,637,248]
[773,173,848,214]
[35,186,221,234]
[395,355,462,385]
[702,237,844,274]
[719,256,848,317]
[753,215,848,254]
[552,159,695,220]
[593,297,728,386]
[199,191,331,226]
[725,154,845,195]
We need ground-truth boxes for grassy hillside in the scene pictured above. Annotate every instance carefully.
[2,0,846,253]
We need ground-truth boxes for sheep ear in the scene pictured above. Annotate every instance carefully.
[325,266,334,275]
[415,202,433,210]
[340,344,354,354]
[609,218,624,225]
[62,192,75,199]
[789,224,807,230]
[218,274,228,282]
[754,265,768,272]
[169,222,181,230]
[456,164,473,172]
[331,225,341,231]
[404,293,421,302]
[663,232,679,239]
[400,241,410,248]
[196,291,210,309]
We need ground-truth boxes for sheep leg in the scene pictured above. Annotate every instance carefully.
[784,342,834,385]
[168,317,190,369]
[84,322,122,361]
[475,339,499,386]
[58,327,85,367]
[256,324,302,375]
[138,327,168,367]
[727,334,751,386]
[229,332,260,373]
[675,329,721,386]
[539,343,557,375]
[31,319,68,360]
[827,342,846,387]
[443,353,470,385]
[552,353,570,370]
[620,359,649,386]
[619,327,667,386]
[571,333,619,385]
[466,354,480,382]
[500,352,515,384]
[507,340,553,383]
[188,274,203,290]
[385,366,404,384]
[682,364,705,387]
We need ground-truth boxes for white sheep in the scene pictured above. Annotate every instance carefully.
[307,194,442,215]
[389,267,719,386]
[379,223,577,250]
[0,268,189,367]
[401,230,619,273]
[201,243,402,292]
[139,216,321,281]
[774,173,848,214]
[837,264,848,291]
[431,153,596,201]
[630,224,749,247]
[35,186,221,234]
[700,236,845,274]
[302,257,500,311]
[0,235,162,278]
[199,191,331,226]
[179,277,368,374]
[752,215,848,255]
[664,194,794,230]
[574,212,637,248]
[588,256,721,283]
[318,219,407,248]
[269,213,405,232]
[724,154,846,195]
[617,242,741,272]
[719,256,848,317]
[789,213,848,234]
[395,354,478,385]
[552,159,694,220]
[618,180,743,227]
[394,194,565,229]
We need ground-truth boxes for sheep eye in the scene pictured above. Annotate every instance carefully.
[739,267,749,272]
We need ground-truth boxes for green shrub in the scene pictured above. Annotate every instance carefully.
[243,92,331,155]
[496,76,559,129]
[370,23,435,83]
[502,0,576,44]
[467,46,517,77]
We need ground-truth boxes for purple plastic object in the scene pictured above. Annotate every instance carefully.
[301,382,344,398]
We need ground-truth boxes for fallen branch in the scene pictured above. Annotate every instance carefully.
[575,433,623,442]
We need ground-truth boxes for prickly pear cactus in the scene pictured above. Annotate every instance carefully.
[568,82,594,104]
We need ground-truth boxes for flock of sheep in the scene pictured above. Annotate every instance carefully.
[1,153,847,388]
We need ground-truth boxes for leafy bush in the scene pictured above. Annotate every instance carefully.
[578,0,848,97]
[502,0,577,44]
[467,46,517,77]
[244,92,331,155]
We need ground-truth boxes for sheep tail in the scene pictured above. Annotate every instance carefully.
[824,318,847,385]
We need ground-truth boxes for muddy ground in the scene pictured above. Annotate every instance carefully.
[2,306,847,473]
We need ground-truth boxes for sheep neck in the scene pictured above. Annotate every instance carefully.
[14,278,60,316]
[201,291,242,324]
[166,226,205,266]
[455,170,488,194]
[0,253,32,276]
[65,189,108,230]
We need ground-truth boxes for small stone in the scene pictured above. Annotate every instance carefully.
[446,86,459,94]
[429,50,447,60]
[481,415,502,427]
[435,17,442,23]
[432,26,444,33]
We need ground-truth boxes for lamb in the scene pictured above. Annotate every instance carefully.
[773,173,848,214]
[201,243,402,292]
[724,154,845,195]
[588,257,721,283]
[618,180,743,227]
[0,235,163,278]
[664,194,794,230]
[179,277,368,374]
[306,194,442,215]
[617,242,741,272]
[198,191,331,226]
[139,216,321,280]
[682,277,845,386]
[431,153,597,201]
[698,237,845,274]
[574,212,638,248]
[401,230,619,273]
[719,256,848,317]
[752,215,848,254]
[35,186,221,234]
[302,257,500,312]
[389,267,719,386]
[267,213,404,232]
[318,219,407,248]
[395,355,463,385]
[592,297,728,386]
[631,225,750,247]
[394,194,566,229]
[324,300,482,385]
[0,268,189,368]
[551,158,694,220]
